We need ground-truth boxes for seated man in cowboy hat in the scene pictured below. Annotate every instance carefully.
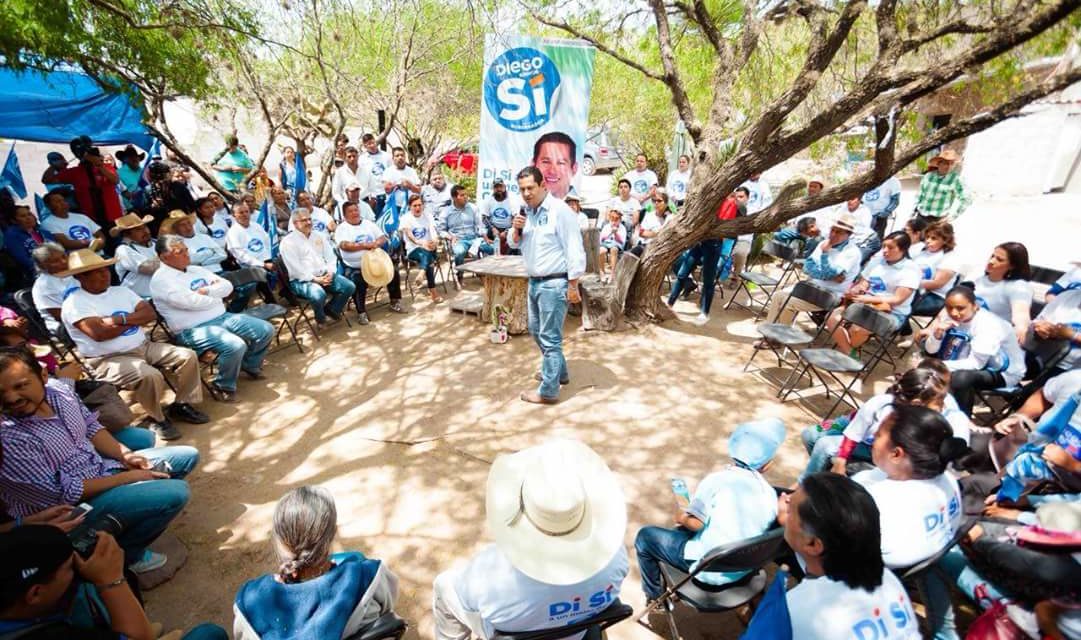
[160,209,228,274]
[60,249,207,440]
[112,213,160,298]
[335,200,405,324]
[279,208,356,325]
[634,419,784,602]
[38,190,106,253]
[150,236,273,401]
[432,439,629,640]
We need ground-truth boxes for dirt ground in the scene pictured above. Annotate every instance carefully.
[142,281,897,639]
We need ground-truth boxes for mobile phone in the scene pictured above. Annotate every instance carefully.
[670,478,690,502]
[67,503,93,521]
[151,459,173,474]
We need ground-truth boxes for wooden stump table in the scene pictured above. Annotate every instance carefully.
[458,255,531,334]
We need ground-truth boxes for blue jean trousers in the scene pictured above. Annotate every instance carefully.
[451,236,494,266]
[799,428,872,480]
[290,274,356,322]
[528,278,569,398]
[176,312,273,391]
[635,526,693,599]
[408,248,438,289]
[87,428,199,566]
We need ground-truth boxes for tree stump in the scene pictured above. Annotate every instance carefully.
[582,227,600,274]
[480,275,529,334]
[579,252,640,331]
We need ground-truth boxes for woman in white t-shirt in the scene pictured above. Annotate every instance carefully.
[853,404,968,639]
[400,194,443,303]
[630,188,671,257]
[745,472,920,640]
[922,285,1028,415]
[826,231,920,355]
[910,222,962,318]
[902,217,928,256]
[971,242,1033,344]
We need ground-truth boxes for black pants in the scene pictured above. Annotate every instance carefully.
[344,265,401,312]
[914,212,946,228]
[951,368,1007,415]
[872,215,889,240]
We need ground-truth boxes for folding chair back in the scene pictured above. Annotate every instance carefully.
[898,517,977,581]
[582,208,600,226]
[13,288,56,345]
[843,303,898,340]
[788,281,841,313]
[1030,265,1065,285]
[495,599,632,640]
[692,526,788,577]
[761,240,799,263]
[221,267,267,288]
[343,611,408,640]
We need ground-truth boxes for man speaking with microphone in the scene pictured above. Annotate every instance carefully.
[509,166,586,405]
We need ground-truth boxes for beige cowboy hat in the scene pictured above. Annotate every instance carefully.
[831,212,858,233]
[58,248,117,277]
[108,213,154,237]
[486,439,626,585]
[930,149,960,165]
[159,209,196,234]
[361,248,395,288]
[807,176,826,188]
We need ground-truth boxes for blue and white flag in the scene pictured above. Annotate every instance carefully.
[257,198,280,257]
[0,144,27,199]
[293,152,307,198]
[739,569,792,639]
[377,188,405,252]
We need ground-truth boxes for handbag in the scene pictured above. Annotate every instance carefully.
[75,379,134,432]
[964,601,1026,640]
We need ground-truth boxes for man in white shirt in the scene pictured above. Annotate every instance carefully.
[863,174,902,239]
[160,210,228,274]
[422,173,454,224]
[332,146,374,207]
[1033,287,1081,371]
[335,201,405,324]
[295,191,336,235]
[361,134,393,212]
[280,208,356,325]
[150,236,273,401]
[30,242,79,334]
[838,196,880,264]
[622,153,658,205]
[39,191,105,253]
[334,182,377,223]
[382,147,422,217]
[112,213,160,298]
[225,202,281,307]
[666,154,691,206]
[481,178,523,255]
[432,440,628,640]
[59,249,206,440]
[508,167,586,405]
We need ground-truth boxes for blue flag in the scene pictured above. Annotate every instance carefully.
[35,193,50,222]
[739,570,792,640]
[0,144,27,199]
[257,198,280,258]
[376,187,405,252]
[293,152,306,198]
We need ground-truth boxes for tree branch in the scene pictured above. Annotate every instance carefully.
[647,0,702,141]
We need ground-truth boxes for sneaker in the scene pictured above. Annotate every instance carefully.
[149,419,182,441]
[357,312,370,325]
[129,550,168,574]
[167,403,209,425]
[326,310,343,322]
[389,300,406,313]
[242,368,266,380]
[209,384,237,403]
[694,312,710,325]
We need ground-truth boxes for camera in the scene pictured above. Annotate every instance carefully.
[68,514,124,558]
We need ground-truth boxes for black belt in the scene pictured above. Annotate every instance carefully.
[530,272,567,282]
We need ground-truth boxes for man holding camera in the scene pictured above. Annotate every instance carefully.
[42,136,123,229]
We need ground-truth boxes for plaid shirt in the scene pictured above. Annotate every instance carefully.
[915,171,970,219]
[0,379,122,517]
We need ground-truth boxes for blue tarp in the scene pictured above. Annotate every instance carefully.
[0,66,152,150]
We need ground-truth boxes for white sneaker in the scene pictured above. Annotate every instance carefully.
[694,312,709,325]
[129,549,168,574]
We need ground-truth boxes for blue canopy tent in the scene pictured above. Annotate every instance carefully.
[0,65,153,149]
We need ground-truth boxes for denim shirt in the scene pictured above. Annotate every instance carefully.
[440,203,484,240]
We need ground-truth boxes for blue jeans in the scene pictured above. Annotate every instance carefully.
[668,240,722,312]
[87,435,199,566]
[635,526,692,599]
[528,278,569,398]
[717,238,736,281]
[451,236,493,266]
[408,248,438,289]
[183,624,229,640]
[799,428,872,480]
[290,275,356,322]
[176,313,274,391]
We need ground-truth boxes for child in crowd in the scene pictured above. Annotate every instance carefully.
[598,208,626,283]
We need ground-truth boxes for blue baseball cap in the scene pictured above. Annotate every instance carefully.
[728,418,786,469]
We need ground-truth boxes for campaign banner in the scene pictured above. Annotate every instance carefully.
[477,34,595,202]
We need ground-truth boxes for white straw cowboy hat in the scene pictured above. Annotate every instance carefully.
[108,213,153,237]
[58,248,118,277]
[486,439,626,585]
[158,209,196,234]
[361,248,395,288]
[831,212,858,233]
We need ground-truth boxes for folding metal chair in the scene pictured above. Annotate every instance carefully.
[343,612,408,640]
[636,527,788,640]
[272,255,323,342]
[745,281,840,374]
[401,230,449,300]
[1029,265,1066,318]
[778,303,899,418]
[897,517,977,636]
[494,599,632,640]
[724,241,801,319]
[145,300,226,402]
[973,335,1070,425]
[12,287,95,377]
[221,268,303,354]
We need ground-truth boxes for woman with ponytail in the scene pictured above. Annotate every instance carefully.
[233,486,399,639]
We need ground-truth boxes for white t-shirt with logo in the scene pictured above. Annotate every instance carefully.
[972,275,1031,323]
[853,468,962,569]
[32,273,80,333]
[1054,266,1081,292]
[61,286,147,357]
[183,232,228,273]
[1037,288,1081,369]
[196,213,232,248]
[452,544,628,639]
[335,219,383,268]
[861,176,902,217]
[636,212,669,246]
[149,264,230,332]
[482,194,523,231]
[361,150,392,180]
[422,183,454,222]
[843,393,972,446]
[622,169,658,201]
[666,170,691,202]
[912,249,964,297]
[609,197,641,228]
[860,256,921,317]
[925,307,1027,387]
[786,569,920,640]
[288,207,335,236]
[40,212,101,244]
[400,212,438,254]
[226,223,272,268]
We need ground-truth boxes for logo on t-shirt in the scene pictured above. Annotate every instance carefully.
[547,584,615,620]
[189,278,209,291]
[313,220,327,232]
[921,266,933,279]
[354,234,374,244]
[370,159,385,176]
[851,596,913,639]
[195,246,212,254]
[672,180,685,195]
[868,277,887,293]
[61,285,79,301]
[212,228,225,239]
[69,225,92,241]
[413,227,427,240]
[864,189,881,202]
[111,312,138,336]
[634,179,648,193]
[492,206,511,223]
[247,238,264,253]
[484,47,561,132]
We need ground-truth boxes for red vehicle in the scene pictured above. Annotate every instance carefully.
[440,142,478,174]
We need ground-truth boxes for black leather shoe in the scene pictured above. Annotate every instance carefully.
[149,419,182,441]
[168,403,209,424]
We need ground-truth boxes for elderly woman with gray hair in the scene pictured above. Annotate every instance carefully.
[233,486,399,639]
